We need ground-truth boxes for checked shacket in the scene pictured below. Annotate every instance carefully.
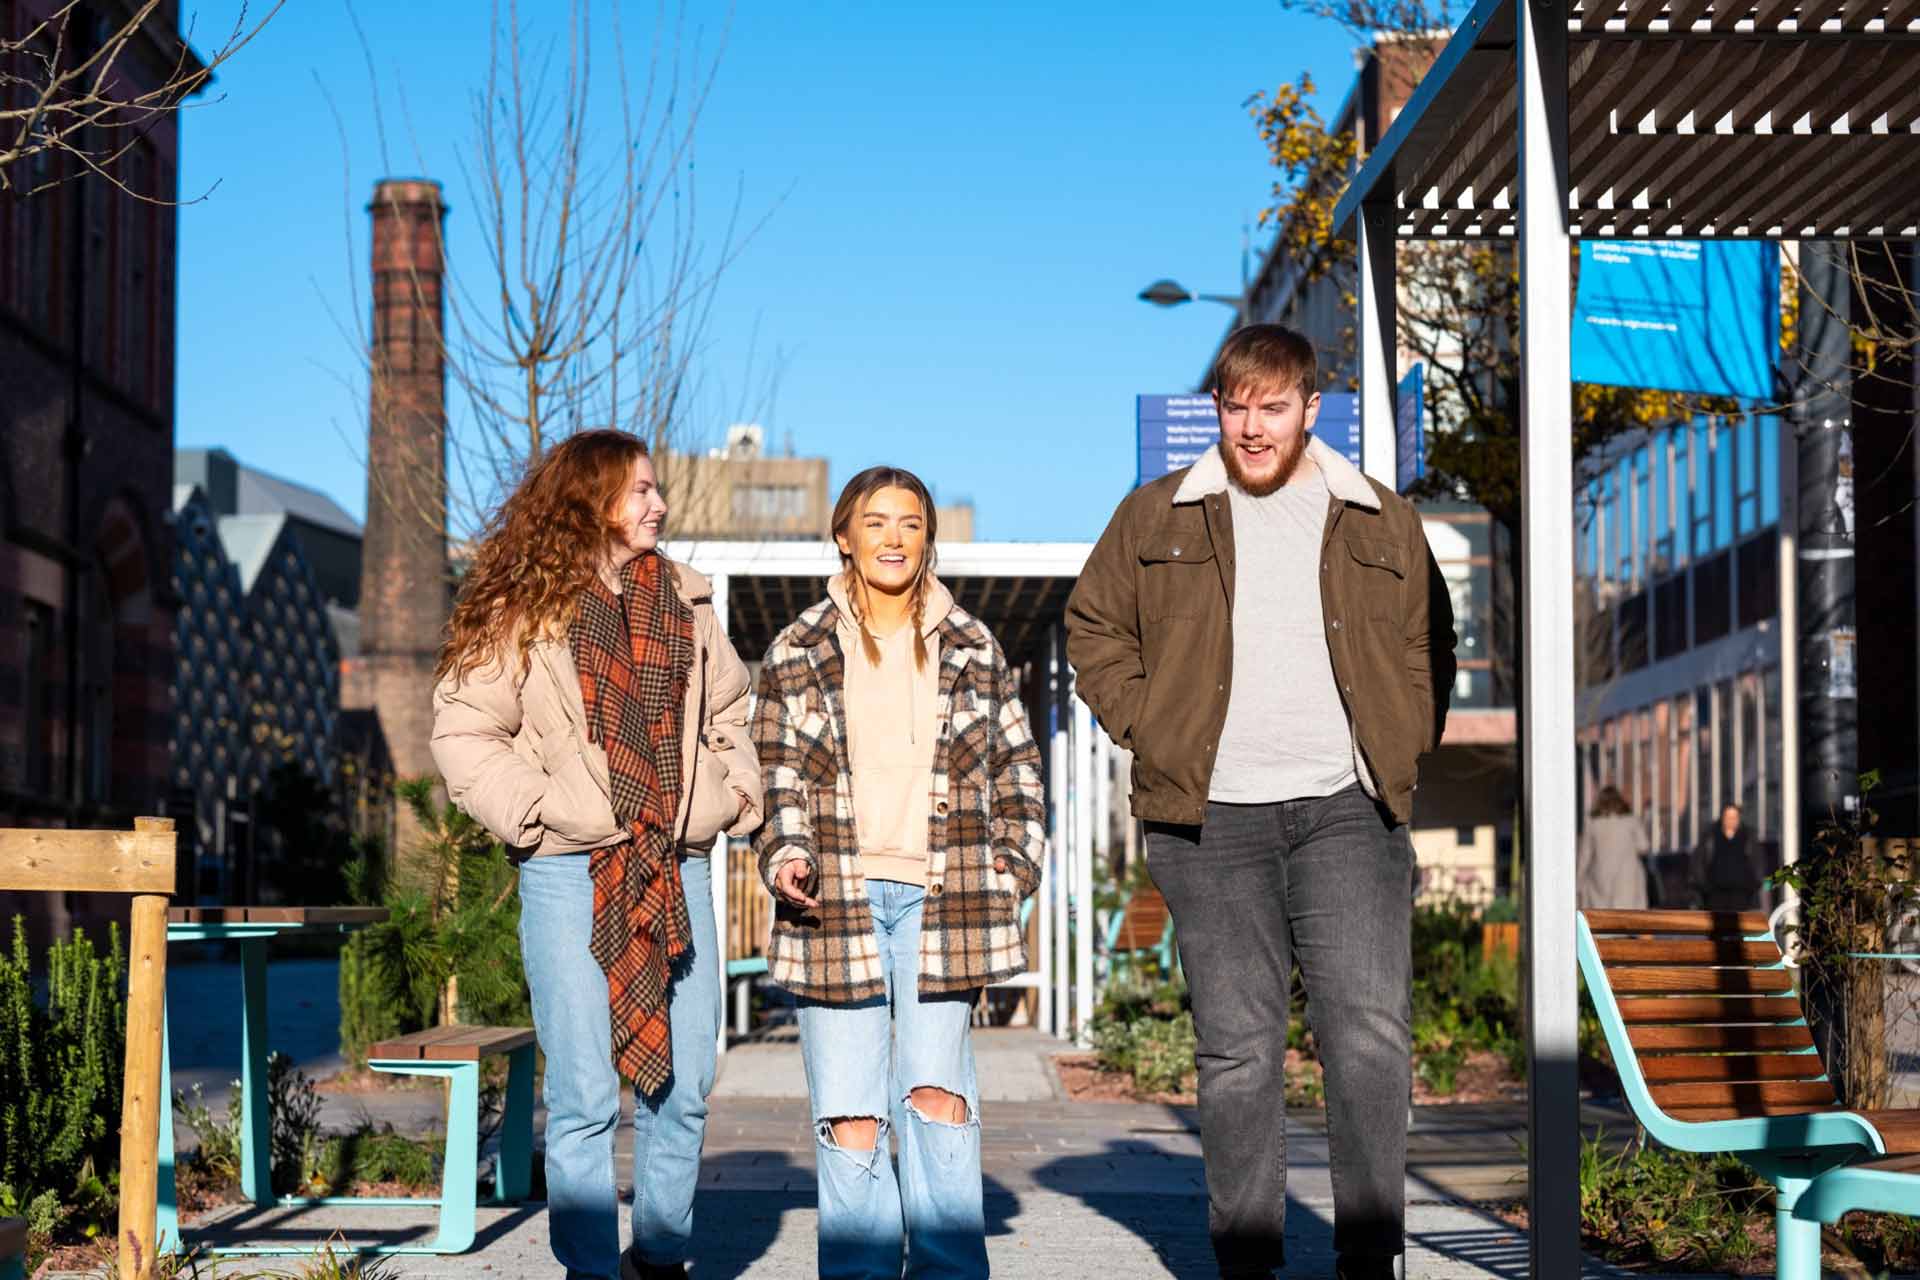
[569,552,695,1096]
[750,592,1048,1003]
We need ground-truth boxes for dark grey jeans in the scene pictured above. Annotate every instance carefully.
[1145,785,1414,1279]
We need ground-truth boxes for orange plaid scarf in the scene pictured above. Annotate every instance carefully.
[569,553,695,1096]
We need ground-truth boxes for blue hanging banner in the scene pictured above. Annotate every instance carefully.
[1570,240,1779,400]
[1396,364,1426,494]
[1136,392,1364,486]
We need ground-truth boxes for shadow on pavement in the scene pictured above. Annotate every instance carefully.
[1406,1223,1532,1280]
[686,1149,1022,1277]
[181,1200,541,1254]
[1028,1142,1337,1279]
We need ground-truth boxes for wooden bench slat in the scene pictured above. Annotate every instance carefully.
[1608,966,1794,995]
[1614,996,1807,1024]
[1584,909,1772,936]
[369,1025,475,1059]
[1856,1111,1920,1156]
[1650,1079,1837,1109]
[422,1028,536,1061]
[1640,1053,1829,1084]
[1664,1103,1837,1123]
[1598,938,1783,965]
[371,1025,535,1062]
[1628,1024,1817,1053]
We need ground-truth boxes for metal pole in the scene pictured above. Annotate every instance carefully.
[1779,398,1801,877]
[1517,0,1580,1270]
[1357,202,1399,486]
[1073,697,1096,1046]
[1795,244,1857,846]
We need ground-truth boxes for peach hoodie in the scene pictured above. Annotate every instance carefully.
[827,572,954,889]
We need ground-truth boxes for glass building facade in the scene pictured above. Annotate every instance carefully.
[1576,413,1784,890]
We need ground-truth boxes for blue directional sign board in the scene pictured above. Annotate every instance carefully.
[1136,395,1220,485]
[1136,392,1364,486]
[1315,393,1363,472]
[1396,364,1426,494]
[1571,240,1779,400]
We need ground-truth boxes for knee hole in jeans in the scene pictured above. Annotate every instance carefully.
[904,1085,971,1128]
[818,1115,884,1152]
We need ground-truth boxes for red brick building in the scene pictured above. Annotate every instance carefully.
[0,1,200,937]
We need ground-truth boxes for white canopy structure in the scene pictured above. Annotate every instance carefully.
[660,538,1110,1054]
[1330,0,1919,1269]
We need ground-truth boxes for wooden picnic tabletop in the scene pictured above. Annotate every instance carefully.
[165,905,391,926]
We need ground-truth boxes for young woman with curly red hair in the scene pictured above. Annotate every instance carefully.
[431,430,762,1280]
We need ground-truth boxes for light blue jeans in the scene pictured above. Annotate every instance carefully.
[518,851,720,1279]
[796,879,987,1279]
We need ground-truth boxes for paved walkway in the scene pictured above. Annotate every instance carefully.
[159,1027,1680,1278]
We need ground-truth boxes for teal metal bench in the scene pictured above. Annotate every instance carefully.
[0,1216,25,1280]
[1578,908,1920,1280]
[1104,884,1175,981]
[181,1025,536,1257]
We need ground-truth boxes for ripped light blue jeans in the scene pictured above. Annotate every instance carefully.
[795,878,987,1279]
[518,851,720,1279]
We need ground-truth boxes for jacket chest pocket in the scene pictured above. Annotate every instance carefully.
[1342,536,1406,621]
[790,690,839,784]
[948,691,992,777]
[1137,528,1216,621]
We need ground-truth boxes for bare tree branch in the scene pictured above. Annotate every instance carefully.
[1,0,285,196]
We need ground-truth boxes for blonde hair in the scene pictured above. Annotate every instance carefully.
[1209,323,1319,400]
[830,466,939,671]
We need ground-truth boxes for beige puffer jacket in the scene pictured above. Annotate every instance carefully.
[430,558,763,857]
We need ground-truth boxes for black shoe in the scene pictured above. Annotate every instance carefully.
[1335,1254,1404,1280]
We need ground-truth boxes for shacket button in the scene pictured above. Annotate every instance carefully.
[934,800,950,816]
[928,883,944,897]
[1172,547,1182,557]
[1331,619,1343,631]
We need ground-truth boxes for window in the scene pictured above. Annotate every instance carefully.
[1737,536,1778,629]
[1716,678,1735,814]
[1759,415,1782,528]
[731,484,810,523]
[1618,592,1649,672]
[1712,421,1735,551]
[1734,415,1760,537]
[24,600,55,793]
[1673,694,1696,848]
[1671,426,1693,571]
[1738,672,1762,840]
[1655,575,1687,660]
[119,141,157,404]
[1694,550,1732,645]
[1696,686,1714,836]
[1691,418,1716,558]
[83,567,115,805]
[1763,665,1782,840]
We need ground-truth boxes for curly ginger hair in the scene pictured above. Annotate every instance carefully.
[436,429,652,685]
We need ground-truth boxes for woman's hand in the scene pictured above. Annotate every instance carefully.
[774,859,820,911]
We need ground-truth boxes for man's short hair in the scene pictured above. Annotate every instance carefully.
[1209,324,1319,402]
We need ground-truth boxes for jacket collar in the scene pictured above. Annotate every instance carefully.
[788,594,990,655]
[1171,436,1381,512]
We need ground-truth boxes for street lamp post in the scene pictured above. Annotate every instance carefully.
[1137,278,1248,328]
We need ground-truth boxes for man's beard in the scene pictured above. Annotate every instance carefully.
[1219,434,1306,497]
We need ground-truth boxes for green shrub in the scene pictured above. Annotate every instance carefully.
[0,917,127,1227]
[174,1053,327,1198]
[339,782,530,1063]
[314,1124,444,1194]
[1090,976,1197,1094]
[1579,1132,1769,1270]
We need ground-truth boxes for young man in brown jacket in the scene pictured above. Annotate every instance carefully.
[1066,325,1456,1280]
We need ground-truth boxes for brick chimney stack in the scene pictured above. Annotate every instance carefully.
[344,179,451,849]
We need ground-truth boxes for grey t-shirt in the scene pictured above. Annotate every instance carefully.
[1209,462,1359,804]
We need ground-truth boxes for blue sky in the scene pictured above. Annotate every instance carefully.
[176,1,1359,542]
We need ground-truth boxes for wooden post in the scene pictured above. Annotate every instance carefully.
[118,817,173,1280]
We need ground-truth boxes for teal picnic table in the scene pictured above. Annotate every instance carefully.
[156,905,388,1253]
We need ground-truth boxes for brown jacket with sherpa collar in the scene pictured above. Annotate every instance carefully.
[1065,435,1456,827]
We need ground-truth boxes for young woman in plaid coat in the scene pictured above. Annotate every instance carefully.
[751,466,1046,1279]
[431,431,763,1280]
